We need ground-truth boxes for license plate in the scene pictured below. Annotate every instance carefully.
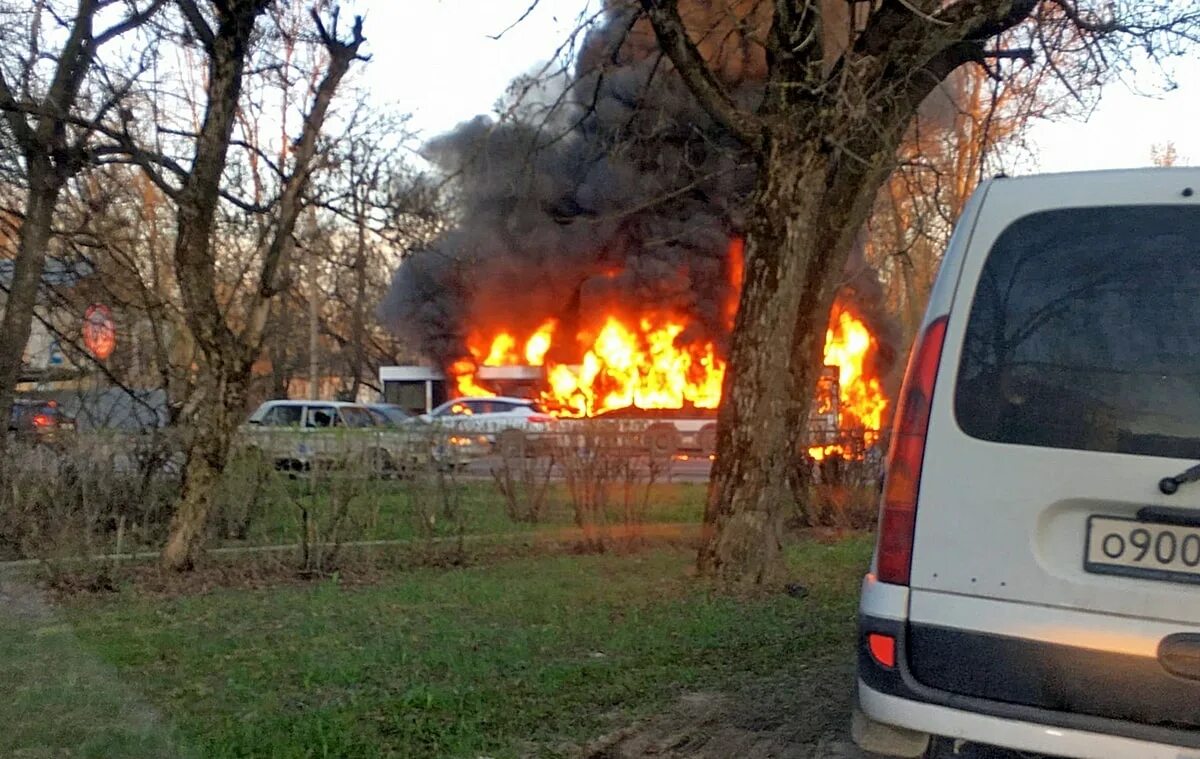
[1085,516,1200,585]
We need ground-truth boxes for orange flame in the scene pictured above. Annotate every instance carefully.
[483,332,519,366]
[525,319,556,364]
[449,358,494,397]
[806,306,888,459]
[453,270,886,462]
[725,238,744,329]
[460,315,725,417]
[545,315,724,416]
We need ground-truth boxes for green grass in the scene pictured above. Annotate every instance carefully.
[218,479,709,549]
[2,536,871,758]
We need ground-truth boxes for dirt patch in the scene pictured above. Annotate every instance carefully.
[581,662,876,759]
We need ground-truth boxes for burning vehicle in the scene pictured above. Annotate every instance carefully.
[379,299,889,461]
[382,3,899,463]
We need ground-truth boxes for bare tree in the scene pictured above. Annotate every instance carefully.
[868,60,1063,343]
[0,0,162,459]
[633,0,1200,583]
[103,0,369,570]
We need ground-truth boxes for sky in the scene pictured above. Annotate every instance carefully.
[359,0,1200,173]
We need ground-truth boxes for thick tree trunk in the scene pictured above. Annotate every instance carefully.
[160,362,248,570]
[0,176,61,458]
[698,133,881,584]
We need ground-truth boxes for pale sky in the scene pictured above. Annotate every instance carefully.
[359,0,1200,173]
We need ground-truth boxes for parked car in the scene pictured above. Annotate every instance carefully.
[420,396,555,456]
[9,398,74,445]
[238,400,424,474]
[854,169,1200,759]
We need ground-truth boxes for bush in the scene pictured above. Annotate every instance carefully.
[0,427,476,577]
[793,454,882,530]
[552,422,667,551]
[0,431,182,563]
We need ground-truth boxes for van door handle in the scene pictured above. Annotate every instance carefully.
[1158,634,1200,681]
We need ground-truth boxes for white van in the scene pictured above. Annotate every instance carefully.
[854,169,1200,759]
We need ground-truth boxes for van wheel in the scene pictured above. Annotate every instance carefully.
[698,424,718,456]
[497,429,528,459]
[643,424,681,459]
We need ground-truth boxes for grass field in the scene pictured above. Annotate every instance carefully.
[1,536,872,759]
[221,478,710,549]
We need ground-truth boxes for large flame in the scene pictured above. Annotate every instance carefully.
[458,315,724,417]
[808,305,888,460]
[457,304,885,439]
[452,241,888,459]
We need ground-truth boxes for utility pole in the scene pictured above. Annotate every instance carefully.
[306,208,320,399]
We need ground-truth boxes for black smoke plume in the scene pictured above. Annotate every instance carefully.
[382,2,899,384]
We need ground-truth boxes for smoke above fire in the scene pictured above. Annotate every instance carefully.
[382,1,899,419]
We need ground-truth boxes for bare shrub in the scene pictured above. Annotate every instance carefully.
[793,453,883,530]
[401,454,469,563]
[555,421,665,552]
[490,436,555,523]
[210,443,284,542]
[0,430,183,588]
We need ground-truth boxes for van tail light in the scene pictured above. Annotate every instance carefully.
[876,315,949,586]
[527,414,554,424]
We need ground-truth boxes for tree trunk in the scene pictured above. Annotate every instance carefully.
[698,140,832,583]
[699,132,883,584]
[0,175,61,458]
[160,362,248,570]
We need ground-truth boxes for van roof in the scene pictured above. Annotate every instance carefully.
[993,166,1197,181]
[259,400,364,407]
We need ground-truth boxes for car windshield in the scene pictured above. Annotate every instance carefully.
[956,205,1200,459]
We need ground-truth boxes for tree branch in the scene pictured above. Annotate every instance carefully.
[0,70,37,152]
[243,10,367,343]
[175,0,216,51]
[95,0,167,46]
[637,0,763,150]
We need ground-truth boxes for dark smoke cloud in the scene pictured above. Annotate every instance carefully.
[382,1,898,382]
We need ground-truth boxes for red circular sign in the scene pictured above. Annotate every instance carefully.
[83,303,116,360]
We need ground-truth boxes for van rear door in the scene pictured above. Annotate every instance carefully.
[908,170,1200,732]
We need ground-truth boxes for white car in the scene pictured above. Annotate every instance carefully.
[239,400,424,473]
[421,396,556,456]
[855,169,1200,759]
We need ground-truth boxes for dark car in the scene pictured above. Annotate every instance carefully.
[9,399,75,444]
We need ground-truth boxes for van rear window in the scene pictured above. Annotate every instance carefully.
[955,205,1200,459]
